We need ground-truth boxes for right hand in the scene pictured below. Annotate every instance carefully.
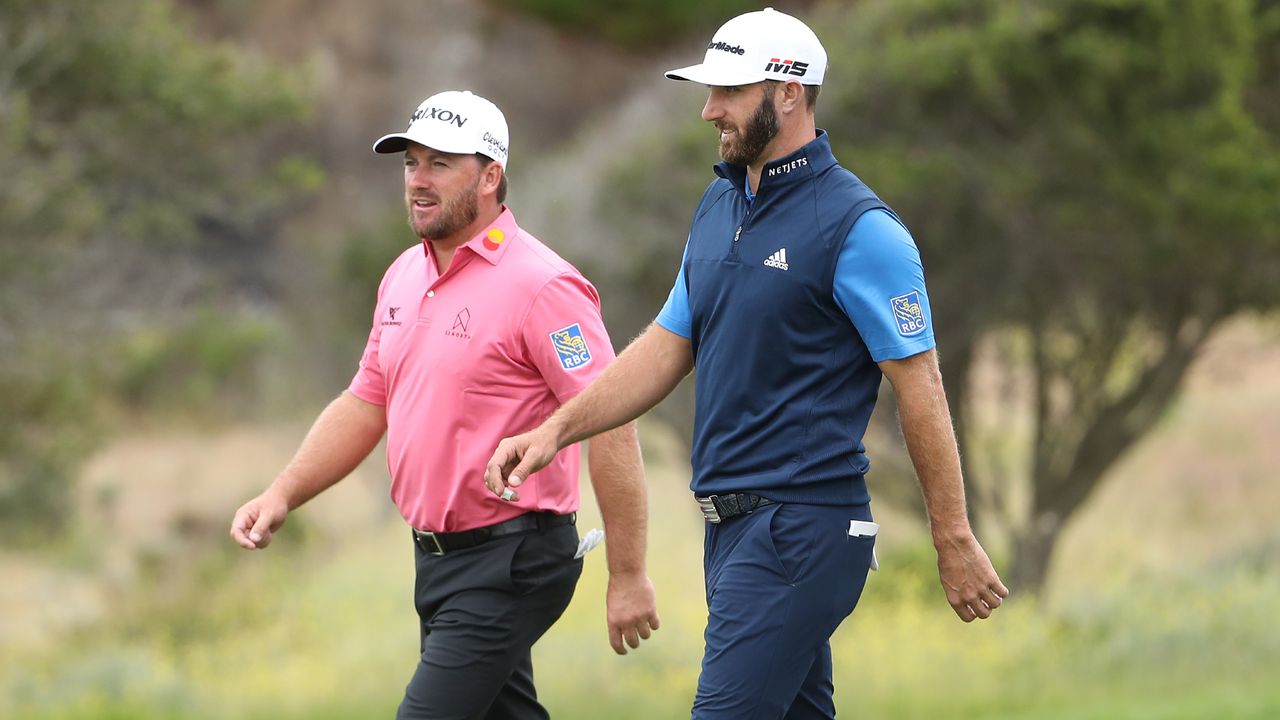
[229,490,290,549]
[483,423,561,503]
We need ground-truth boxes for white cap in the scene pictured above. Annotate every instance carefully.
[372,90,510,169]
[665,8,826,87]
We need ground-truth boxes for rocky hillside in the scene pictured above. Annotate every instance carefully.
[183,0,709,241]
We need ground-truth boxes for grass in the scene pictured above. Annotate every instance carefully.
[4,319,1279,718]
[4,512,1278,719]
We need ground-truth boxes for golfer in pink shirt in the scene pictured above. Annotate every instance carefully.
[230,90,659,719]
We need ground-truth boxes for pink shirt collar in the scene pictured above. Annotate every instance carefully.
[447,206,520,267]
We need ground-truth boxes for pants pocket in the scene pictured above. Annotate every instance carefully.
[765,504,813,585]
[509,525,582,596]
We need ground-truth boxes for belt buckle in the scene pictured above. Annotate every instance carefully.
[696,495,722,524]
[416,530,446,556]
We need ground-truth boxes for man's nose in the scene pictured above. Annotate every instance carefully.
[407,165,432,190]
[701,93,723,123]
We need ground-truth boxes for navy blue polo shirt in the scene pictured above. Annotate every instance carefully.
[657,131,934,504]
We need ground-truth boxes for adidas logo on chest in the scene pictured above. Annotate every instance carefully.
[763,247,789,271]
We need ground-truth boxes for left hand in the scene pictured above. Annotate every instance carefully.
[935,532,1009,622]
[606,571,660,655]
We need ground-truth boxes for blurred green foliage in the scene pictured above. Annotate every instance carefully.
[0,351,105,543]
[3,518,1278,719]
[112,311,274,412]
[489,0,774,48]
[0,0,318,542]
[0,310,275,543]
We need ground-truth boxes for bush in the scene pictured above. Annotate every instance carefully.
[490,0,774,48]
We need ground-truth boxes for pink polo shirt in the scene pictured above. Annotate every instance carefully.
[348,208,615,532]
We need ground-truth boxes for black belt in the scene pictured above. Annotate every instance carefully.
[695,493,775,524]
[413,511,576,556]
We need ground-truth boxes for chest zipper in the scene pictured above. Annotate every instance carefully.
[730,205,753,260]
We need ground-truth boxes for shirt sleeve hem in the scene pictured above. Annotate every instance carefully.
[347,381,387,407]
[868,335,935,362]
[655,313,692,339]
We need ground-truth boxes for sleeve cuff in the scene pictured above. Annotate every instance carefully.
[868,335,935,363]
[347,380,387,407]
[655,312,692,339]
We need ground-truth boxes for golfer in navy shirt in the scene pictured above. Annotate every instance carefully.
[487,8,1008,718]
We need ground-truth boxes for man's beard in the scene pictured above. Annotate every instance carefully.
[409,178,480,240]
[719,87,780,166]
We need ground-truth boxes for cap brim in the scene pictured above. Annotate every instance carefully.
[371,132,492,158]
[664,62,769,87]
[372,133,412,154]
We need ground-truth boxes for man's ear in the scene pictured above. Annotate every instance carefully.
[480,161,503,197]
[779,80,806,114]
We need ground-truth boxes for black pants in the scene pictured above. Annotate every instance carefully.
[396,522,582,720]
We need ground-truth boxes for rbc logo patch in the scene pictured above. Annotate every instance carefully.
[550,323,593,371]
[890,291,927,336]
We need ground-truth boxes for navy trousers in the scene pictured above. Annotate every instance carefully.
[693,502,876,719]
[396,523,582,720]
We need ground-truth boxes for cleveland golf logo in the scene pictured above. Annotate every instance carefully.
[482,131,507,158]
[410,107,467,127]
[764,58,809,77]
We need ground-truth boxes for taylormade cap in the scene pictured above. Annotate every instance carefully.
[665,7,827,87]
[372,90,510,169]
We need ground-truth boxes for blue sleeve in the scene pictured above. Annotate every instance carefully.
[655,238,692,338]
[833,209,936,362]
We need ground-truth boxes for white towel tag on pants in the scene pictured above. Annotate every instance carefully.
[574,528,604,559]
[848,520,880,571]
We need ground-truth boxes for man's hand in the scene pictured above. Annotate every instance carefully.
[484,423,561,502]
[935,532,1009,622]
[606,571,660,655]
[229,489,290,549]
